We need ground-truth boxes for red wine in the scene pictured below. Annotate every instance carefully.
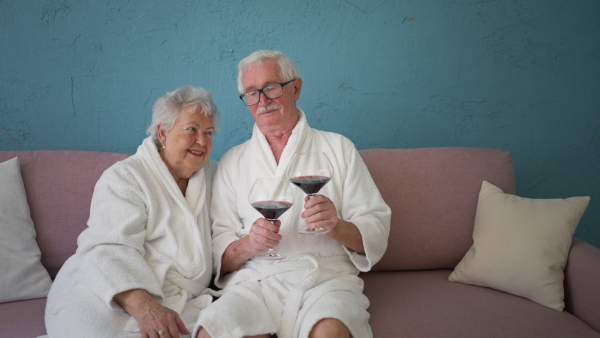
[251,200,293,220]
[289,176,331,195]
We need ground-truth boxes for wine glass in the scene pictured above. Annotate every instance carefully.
[248,177,294,260]
[287,152,334,235]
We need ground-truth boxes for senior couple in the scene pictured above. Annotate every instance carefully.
[44,50,391,338]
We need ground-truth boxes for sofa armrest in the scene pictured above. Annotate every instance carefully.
[564,238,600,332]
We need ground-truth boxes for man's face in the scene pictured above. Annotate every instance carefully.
[241,59,302,133]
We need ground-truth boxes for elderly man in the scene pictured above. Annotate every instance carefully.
[195,50,391,338]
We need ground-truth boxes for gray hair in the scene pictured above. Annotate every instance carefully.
[237,50,300,93]
[146,86,220,144]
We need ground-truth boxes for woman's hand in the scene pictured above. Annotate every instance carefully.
[114,289,190,338]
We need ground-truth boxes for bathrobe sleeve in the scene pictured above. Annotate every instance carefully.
[337,144,391,272]
[76,163,165,309]
[209,153,246,287]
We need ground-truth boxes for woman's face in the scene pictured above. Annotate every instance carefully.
[158,106,214,183]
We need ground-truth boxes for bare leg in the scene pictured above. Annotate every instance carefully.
[309,318,350,338]
[196,328,211,338]
[197,327,271,338]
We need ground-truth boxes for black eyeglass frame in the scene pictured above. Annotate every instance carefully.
[239,79,296,106]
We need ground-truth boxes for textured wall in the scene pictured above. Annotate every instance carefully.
[1,0,599,246]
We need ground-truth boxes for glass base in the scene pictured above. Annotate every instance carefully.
[299,227,330,235]
[255,251,286,260]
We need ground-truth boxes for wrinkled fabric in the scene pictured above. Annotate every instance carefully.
[196,109,391,338]
[45,137,217,337]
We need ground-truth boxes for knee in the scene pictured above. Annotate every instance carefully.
[196,327,212,338]
[309,318,350,338]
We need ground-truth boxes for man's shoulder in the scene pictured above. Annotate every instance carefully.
[219,140,251,164]
[311,128,356,149]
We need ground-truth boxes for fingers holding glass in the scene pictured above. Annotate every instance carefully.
[287,152,334,234]
[301,195,338,233]
[248,177,293,259]
[247,218,283,253]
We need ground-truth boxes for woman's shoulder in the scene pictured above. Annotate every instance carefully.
[105,153,143,173]
[95,153,145,189]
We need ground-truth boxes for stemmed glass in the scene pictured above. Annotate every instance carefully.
[287,152,334,235]
[248,177,294,260]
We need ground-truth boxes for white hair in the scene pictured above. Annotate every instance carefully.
[146,86,220,145]
[237,50,300,93]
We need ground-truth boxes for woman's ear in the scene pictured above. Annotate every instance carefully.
[157,125,167,148]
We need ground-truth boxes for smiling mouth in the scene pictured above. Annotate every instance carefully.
[188,150,204,157]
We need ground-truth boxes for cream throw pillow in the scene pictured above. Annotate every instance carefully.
[0,157,52,303]
[449,180,590,311]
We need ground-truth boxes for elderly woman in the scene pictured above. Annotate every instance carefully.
[45,86,220,338]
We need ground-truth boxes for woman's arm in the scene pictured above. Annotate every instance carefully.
[77,164,165,306]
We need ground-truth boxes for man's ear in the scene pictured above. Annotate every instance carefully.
[293,78,303,101]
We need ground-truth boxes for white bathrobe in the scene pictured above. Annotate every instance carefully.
[44,137,217,338]
[196,109,391,338]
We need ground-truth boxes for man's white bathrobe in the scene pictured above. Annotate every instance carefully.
[196,109,391,338]
[45,137,217,338]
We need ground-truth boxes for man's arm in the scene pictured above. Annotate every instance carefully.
[302,195,365,254]
[326,219,364,254]
[220,236,255,273]
[220,218,284,273]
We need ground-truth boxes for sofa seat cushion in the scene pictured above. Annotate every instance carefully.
[0,298,47,337]
[362,269,600,337]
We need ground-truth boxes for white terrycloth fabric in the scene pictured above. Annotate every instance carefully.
[196,109,391,338]
[45,137,218,338]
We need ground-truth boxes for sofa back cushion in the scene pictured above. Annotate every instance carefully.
[359,148,515,271]
[0,148,513,277]
[0,151,130,278]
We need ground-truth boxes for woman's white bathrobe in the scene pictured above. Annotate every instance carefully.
[45,137,217,338]
[196,109,391,338]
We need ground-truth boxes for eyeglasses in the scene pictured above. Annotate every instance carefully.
[239,79,296,106]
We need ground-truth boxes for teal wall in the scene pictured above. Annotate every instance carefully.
[1,1,599,247]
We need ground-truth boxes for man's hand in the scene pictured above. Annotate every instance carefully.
[302,195,339,232]
[220,218,282,273]
[247,218,282,253]
[302,195,365,254]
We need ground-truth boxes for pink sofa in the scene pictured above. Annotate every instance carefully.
[1,148,599,337]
